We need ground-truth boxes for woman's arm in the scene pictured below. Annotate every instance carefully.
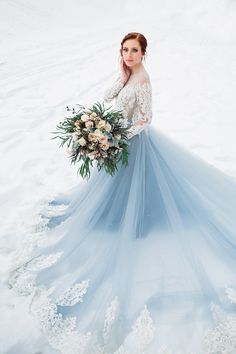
[126,80,152,139]
[103,58,131,103]
[103,73,126,103]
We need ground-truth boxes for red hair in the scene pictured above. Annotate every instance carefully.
[120,32,148,59]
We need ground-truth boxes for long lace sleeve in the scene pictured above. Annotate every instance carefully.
[127,80,152,139]
[103,73,125,103]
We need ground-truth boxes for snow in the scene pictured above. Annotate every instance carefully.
[0,0,236,353]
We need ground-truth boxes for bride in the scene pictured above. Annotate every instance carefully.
[8,32,236,354]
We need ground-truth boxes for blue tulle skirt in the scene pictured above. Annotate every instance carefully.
[9,126,236,354]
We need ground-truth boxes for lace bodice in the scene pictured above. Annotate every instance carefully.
[103,70,152,138]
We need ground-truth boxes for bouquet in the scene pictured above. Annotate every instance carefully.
[51,102,130,179]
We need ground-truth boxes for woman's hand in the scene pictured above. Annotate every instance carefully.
[120,57,131,84]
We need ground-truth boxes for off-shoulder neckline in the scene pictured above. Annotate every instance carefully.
[123,80,151,89]
[123,69,150,86]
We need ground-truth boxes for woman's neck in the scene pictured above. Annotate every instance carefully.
[130,62,145,74]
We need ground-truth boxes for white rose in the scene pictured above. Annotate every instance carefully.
[72,132,79,141]
[88,143,94,150]
[85,120,94,128]
[96,120,106,129]
[99,135,108,144]
[100,142,110,150]
[74,120,81,127]
[94,129,103,136]
[105,122,112,132]
[81,114,90,122]
[78,137,87,146]
[88,133,98,142]
[88,152,96,160]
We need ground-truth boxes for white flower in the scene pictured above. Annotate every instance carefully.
[74,120,81,127]
[72,132,79,141]
[88,152,96,160]
[105,122,112,132]
[78,137,87,146]
[100,142,110,150]
[96,120,106,129]
[98,135,108,144]
[88,133,98,142]
[81,114,90,122]
[94,129,103,136]
[85,120,94,128]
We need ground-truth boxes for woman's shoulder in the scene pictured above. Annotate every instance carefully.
[128,69,151,87]
[141,72,151,85]
[135,71,152,89]
[138,71,150,84]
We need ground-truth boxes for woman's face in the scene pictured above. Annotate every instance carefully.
[121,39,143,68]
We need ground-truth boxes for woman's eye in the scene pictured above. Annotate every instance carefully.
[123,48,138,53]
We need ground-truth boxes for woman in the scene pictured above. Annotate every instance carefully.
[9,32,236,354]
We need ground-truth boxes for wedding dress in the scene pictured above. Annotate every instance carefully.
[8,69,236,354]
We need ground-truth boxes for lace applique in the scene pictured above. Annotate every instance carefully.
[114,305,155,354]
[103,296,119,345]
[9,250,236,354]
[9,254,157,354]
[134,81,152,125]
[204,287,236,354]
[114,85,137,121]
[30,287,92,354]
[126,81,152,139]
[9,267,37,296]
[103,73,125,103]
[126,305,155,351]
[8,214,157,354]
[103,72,152,139]
[56,280,90,306]
[8,252,63,295]
[226,287,236,303]
[26,252,64,271]
[8,198,236,353]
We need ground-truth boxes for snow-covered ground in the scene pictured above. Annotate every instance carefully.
[0,0,236,353]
